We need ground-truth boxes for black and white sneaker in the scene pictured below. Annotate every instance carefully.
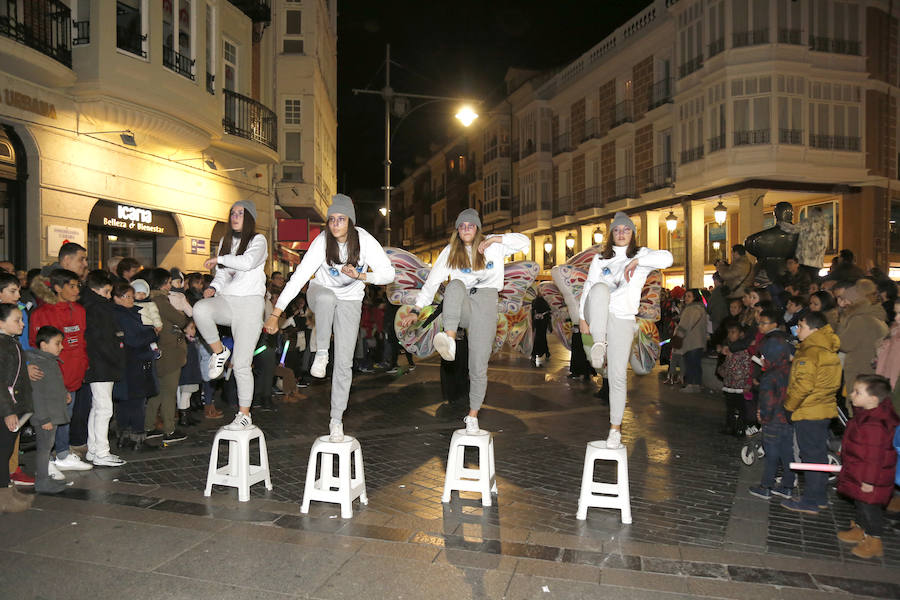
[224,412,253,431]
[162,430,187,443]
[145,429,164,440]
[208,347,231,379]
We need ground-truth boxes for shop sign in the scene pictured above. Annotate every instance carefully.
[90,200,176,235]
[47,225,86,256]
[2,89,57,119]
[189,238,207,254]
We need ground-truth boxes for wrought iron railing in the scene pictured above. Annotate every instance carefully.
[0,0,72,67]
[809,36,861,55]
[733,29,769,48]
[648,78,674,111]
[642,162,674,193]
[581,118,601,143]
[778,28,802,45]
[578,186,603,210]
[734,129,770,146]
[605,176,635,203]
[680,145,704,164]
[226,0,271,23]
[678,55,703,78]
[779,128,803,145]
[553,195,573,218]
[72,20,89,46]
[223,89,277,150]
[708,37,725,57]
[809,134,861,151]
[552,132,573,156]
[709,134,726,152]
[163,45,195,80]
[206,72,215,94]
[611,100,634,128]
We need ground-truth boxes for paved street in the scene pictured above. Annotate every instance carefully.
[3,340,900,600]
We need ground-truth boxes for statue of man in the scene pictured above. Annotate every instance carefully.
[744,201,799,283]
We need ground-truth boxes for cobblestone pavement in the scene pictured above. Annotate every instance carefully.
[6,340,900,599]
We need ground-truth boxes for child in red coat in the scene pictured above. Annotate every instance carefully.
[836,374,900,559]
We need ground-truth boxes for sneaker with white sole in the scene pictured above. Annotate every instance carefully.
[54,453,93,471]
[91,454,127,467]
[605,428,623,449]
[434,332,456,361]
[310,352,328,379]
[208,347,231,380]
[48,461,66,481]
[224,412,253,431]
[463,415,480,434]
[589,341,607,369]
[329,420,344,442]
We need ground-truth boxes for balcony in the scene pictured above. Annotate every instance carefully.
[679,55,703,79]
[709,134,726,153]
[552,132,573,156]
[163,45,195,80]
[734,129,771,146]
[778,28,802,45]
[0,0,75,87]
[708,37,725,57]
[642,162,674,193]
[580,118,602,143]
[611,100,634,128]
[227,0,271,23]
[779,128,803,145]
[733,29,769,48]
[206,73,215,94]
[484,145,510,163]
[576,186,603,211]
[605,176,635,203]
[648,78,673,111]
[809,36,861,55]
[73,20,89,46]
[219,89,278,161]
[553,195,573,218]
[680,146,704,164]
[809,134,861,151]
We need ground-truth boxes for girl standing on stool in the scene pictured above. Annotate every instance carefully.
[399,208,528,434]
[579,212,672,448]
[195,200,267,431]
[264,194,395,442]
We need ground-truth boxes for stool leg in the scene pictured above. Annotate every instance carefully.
[228,439,239,477]
[204,436,220,496]
[320,451,334,491]
[339,448,353,518]
[479,443,491,507]
[354,446,368,505]
[576,450,595,520]
[258,432,273,491]
[488,437,498,494]
[441,440,458,503]
[617,454,632,524]
[301,448,318,514]
[237,438,250,502]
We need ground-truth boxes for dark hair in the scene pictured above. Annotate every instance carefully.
[832,280,853,292]
[50,269,79,293]
[756,300,776,314]
[786,256,799,263]
[839,249,855,263]
[272,271,283,278]
[726,322,743,333]
[186,272,204,287]
[759,308,782,326]
[112,281,135,298]
[747,287,771,304]
[26,268,41,288]
[811,290,836,312]
[219,211,257,257]
[0,272,18,292]
[600,228,638,260]
[147,267,172,290]
[86,269,112,291]
[786,295,806,307]
[58,242,86,263]
[854,374,892,401]
[685,288,703,303]
[35,325,63,347]
[116,257,142,278]
[732,244,746,256]
[801,310,828,330]
[325,219,361,266]
[0,302,19,321]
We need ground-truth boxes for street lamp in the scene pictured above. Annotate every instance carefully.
[592,227,604,245]
[565,232,576,249]
[379,207,388,217]
[714,200,727,225]
[543,236,553,254]
[455,106,479,127]
[665,210,678,232]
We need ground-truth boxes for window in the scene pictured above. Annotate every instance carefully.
[810,0,861,54]
[708,83,726,151]
[809,82,861,150]
[223,38,237,91]
[285,99,302,125]
[732,76,771,145]
[205,3,215,93]
[706,223,727,263]
[776,75,804,144]
[116,0,147,58]
[678,2,703,78]
[707,0,725,56]
[679,96,704,163]
[163,0,195,79]
[71,0,91,45]
[283,9,304,54]
[733,0,770,47]
[777,0,802,44]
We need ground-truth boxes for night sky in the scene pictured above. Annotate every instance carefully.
[335,0,651,205]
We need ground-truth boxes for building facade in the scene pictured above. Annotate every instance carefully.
[0,0,336,273]
[393,0,900,288]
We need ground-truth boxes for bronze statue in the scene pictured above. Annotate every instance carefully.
[744,201,799,283]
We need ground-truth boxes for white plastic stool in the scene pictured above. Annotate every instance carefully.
[576,440,631,523]
[441,429,497,507]
[301,436,367,519]
[204,425,272,502]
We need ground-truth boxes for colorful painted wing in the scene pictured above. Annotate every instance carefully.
[505,282,538,355]
[555,264,591,311]
[567,244,602,270]
[539,281,572,350]
[630,270,663,375]
[497,261,540,314]
[394,304,442,358]
[493,314,510,354]
[637,270,663,322]
[384,247,439,306]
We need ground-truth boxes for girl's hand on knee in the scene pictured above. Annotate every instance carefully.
[579,319,589,335]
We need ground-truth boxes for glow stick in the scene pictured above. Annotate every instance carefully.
[659,338,671,346]
[253,345,267,356]
[280,340,290,366]
[789,462,841,473]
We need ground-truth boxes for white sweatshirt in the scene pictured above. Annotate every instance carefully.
[414,233,529,309]
[578,245,673,321]
[210,233,268,297]
[276,227,395,310]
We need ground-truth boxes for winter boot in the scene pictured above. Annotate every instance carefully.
[837,521,865,543]
[851,535,884,559]
[204,404,224,419]
[10,484,34,507]
[0,486,29,513]
[177,410,193,428]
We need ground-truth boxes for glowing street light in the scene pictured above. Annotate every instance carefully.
[565,232,576,249]
[665,210,678,232]
[543,237,553,254]
[593,227,604,245]
[379,207,388,216]
[714,200,727,225]
[455,106,479,127]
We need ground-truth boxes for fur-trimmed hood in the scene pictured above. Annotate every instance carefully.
[30,262,63,307]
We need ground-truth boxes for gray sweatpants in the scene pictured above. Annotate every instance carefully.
[307,282,362,421]
[193,294,264,408]
[585,282,638,426]
[443,280,498,412]
[35,424,56,489]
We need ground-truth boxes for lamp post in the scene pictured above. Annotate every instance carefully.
[713,200,727,226]
[353,45,480,246]
[592,227,604,246]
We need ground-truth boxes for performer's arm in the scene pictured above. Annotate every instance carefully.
[273,234,326,314]
[414,247,451,310]
[361,233,396,285]
[578,257,602,323]
[215,234,268,272]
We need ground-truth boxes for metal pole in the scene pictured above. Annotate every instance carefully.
[383,44,392,246]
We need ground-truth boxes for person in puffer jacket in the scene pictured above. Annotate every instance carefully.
[834,374,900,559]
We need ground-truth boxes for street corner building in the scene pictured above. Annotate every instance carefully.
[0,0,337,273]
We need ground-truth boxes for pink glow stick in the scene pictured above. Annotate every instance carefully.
[789,462,841,473]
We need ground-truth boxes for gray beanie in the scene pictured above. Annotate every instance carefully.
[231,200,258,222]
[327,194,356,224]
[454,208,482,230]
[610,211,636,234]
[131,279,150,297]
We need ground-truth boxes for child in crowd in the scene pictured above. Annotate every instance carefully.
[0,272,35,485]
[132,279,163,331]
[748,309,796,500]
[783,295,806,334]
[717,322,751,436]
[781,311,841,515]
[177,319,203,427]
[27,326,70,494]
[835,374,900,559]
[0,303,34,512]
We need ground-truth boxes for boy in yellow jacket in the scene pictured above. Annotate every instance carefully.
[781,311,841,515]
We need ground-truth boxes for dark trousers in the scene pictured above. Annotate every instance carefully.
[116,395,145,433]
[794,418,830,506]
[201,380,215,406]
[0,424,17,486]
[723,391,744,431]
[856,500,884,537]
[253,345,277,403]
[69,384,92,447]
[761,422,795,489]
[683,348,703,385]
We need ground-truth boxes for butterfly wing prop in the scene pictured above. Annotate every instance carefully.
[629,270,663,375]
[385,247,441,306]
[395,304,442,358]
[539,281,572,350]
[496,261,539,353]
[505,282,538,355]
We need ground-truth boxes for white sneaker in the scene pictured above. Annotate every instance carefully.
[589,341,607,369]
[54,453,93,471]
[434,332,456,361]
[605,429,623,449]
[310,352,328,379]
[208,347,231,380]
[48,461,65,481]
[463,415,480,434]
[329,420,344,442]
[224,412,253,431]
[91,454,127,467]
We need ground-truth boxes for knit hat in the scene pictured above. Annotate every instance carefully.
[131,279,150,297]
[610,211,636,234]
[169,268,185,284]
[231,200,258,222]
[327,194,356,224]
[454,208,482,230]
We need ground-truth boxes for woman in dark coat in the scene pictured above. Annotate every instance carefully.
[530,295,551,367]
